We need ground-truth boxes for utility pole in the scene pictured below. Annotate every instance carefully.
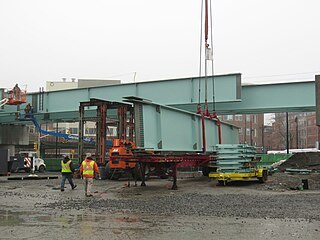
[244,114,247,143]
[55,121,58,159]
[316,75,320,149]
[261,124,265,153]
[295,116,298,149]
[286,112,289,154]
[250,114,253,146]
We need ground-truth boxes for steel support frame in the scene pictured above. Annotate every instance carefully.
[78,98,133,165]
[78,100,108,165]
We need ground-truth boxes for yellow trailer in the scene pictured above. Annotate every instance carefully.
[209,168,268,185]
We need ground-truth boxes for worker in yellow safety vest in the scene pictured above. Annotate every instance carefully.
[80,156,100,197]
[60,155,77,192]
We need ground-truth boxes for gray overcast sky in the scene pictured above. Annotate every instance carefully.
[0,0,319,92]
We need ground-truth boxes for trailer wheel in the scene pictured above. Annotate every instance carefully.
[258,170,268,183]
[217,180,226,186]
[105,162,111,179]
[110,172,121,180]
[105,162,121,180]
[38,165,45,173]
[202,166,210,177]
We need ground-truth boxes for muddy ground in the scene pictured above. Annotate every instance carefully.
[0,172,320,240]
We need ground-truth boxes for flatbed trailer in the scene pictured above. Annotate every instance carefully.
[110,151,215,189]
[209,168,268,185]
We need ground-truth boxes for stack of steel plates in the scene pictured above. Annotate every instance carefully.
[213,144,257,173]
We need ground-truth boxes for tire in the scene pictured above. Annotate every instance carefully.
[217,180,226,186]
[38,165,45,173]
[202,166,210,177]
[105,162,121,180]
[105,162,111,179]
[258,170,268,183]
[110,172,121,180]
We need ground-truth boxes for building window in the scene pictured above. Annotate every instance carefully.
[70,128,77,134]
[235,115,242,121]
[246,128,251,136]
[253,115,257,123]
[225,115,234,121]
[85,128,96,135]
[246,115,251,122]
[29,126,35,134]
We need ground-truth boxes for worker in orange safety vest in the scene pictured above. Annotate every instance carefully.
[80,156,100,197]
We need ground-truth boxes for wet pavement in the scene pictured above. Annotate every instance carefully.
[0,173,320,239]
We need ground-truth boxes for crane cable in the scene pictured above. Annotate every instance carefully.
[209,0,216,114]
[197,0,210,115]
[204,0,209,116]
[209,0,221,144]
[197,0,204,114]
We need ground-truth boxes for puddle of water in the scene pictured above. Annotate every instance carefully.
[0,209,140,231]
[0,210,25,226]
[115,216,139,223]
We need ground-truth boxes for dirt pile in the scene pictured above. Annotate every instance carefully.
[278,152,320,171]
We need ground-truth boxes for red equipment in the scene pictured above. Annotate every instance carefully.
[1,86,27,106]
[108,138,137,180]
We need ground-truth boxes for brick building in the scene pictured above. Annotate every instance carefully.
[270,112,319,150]
[219,114,264,148]
[221,112,320,151]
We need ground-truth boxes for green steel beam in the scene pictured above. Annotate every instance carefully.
[125,97,239,151]
[171,81,316,114]
[40,73,240,113]
[0,75,317,124]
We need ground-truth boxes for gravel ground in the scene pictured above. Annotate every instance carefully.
[0,172,320,240]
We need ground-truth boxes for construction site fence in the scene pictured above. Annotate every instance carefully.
[43,158,80,172]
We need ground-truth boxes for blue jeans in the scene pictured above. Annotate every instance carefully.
[61,174,75,190]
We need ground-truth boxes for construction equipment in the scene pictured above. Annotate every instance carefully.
[25,115,94,143]
[1,85,27,106]
[78,99,134,169]
[107,138,137,180]
[0,98,9,108]
[78,99,153,180]
[9,151,46,173]
[209,144,268,185]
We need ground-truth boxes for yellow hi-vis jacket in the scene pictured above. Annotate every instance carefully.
[61,160,72,173]
[81,160,95,178]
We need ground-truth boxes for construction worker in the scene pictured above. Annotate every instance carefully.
[80,156,100,197]
[60,155,77,192]
[13,84,21,100]
[24,103,31,117]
